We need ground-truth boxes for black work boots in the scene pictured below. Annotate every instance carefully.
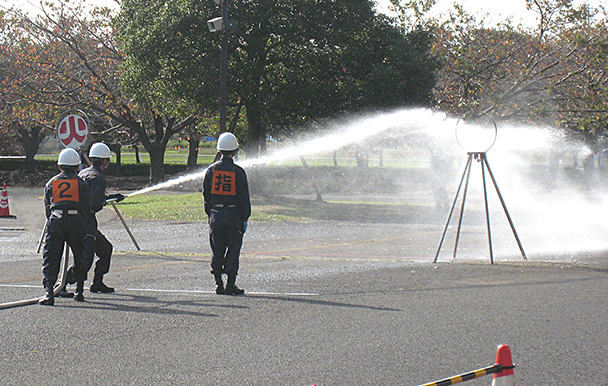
[224,285,245,295]
[56,287,74,298]
[39,282,55,306]
[216,284,245,295]
[214,275,226,294]
[74,281,85,302]
[224,276,245,295]
[214,274,244,295]
[90,279,114,293]
[40,283,85,304]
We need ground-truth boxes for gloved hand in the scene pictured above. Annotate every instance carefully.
[107,193,126,203]
[243,221,248,234]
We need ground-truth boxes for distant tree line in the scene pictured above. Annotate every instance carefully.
[0,0,605,182]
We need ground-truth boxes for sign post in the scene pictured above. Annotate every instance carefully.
[54,112,140,250]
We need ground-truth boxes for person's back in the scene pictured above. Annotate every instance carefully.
[79,165,107,213]
[40,148,91,305]
[44,170,89,215]
[76,142,123,294]
[203,156,251,219]
[202,133,251,295]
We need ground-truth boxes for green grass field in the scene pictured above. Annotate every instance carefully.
[116,193,434,223]
[117,194,309,222]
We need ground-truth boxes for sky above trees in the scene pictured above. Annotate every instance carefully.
[3,0,606,27]
[5,0,605,24]
[379,0,607,27]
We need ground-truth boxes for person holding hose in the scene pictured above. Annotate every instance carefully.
[202,132,251,295]
[40,148,91,305]
[77,142,124,294]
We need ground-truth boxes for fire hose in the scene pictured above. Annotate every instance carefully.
[0,247,70,310]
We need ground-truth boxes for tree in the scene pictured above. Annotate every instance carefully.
[526,0,595,42]
[3,0,196,183]
[432,21,548,121]
[116,0,220,172]
[428,0,608,141]
[536,4,608,144]
[0,11,61,170]
[116,0,218,117]
[116,0,439,156]
[229,0,438,153]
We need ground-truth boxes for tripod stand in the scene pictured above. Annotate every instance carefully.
[434,152,527,264]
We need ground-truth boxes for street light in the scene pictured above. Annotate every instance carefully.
[207,17,224,32]
[207,0,230,133]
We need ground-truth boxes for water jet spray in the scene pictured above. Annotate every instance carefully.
[126,108,448,197]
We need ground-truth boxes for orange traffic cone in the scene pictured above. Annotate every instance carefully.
[492,344,515,386]
[0,183,16,218]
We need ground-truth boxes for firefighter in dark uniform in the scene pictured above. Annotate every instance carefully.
[76,142,124,294]
[203,132,251,295]
[40,148,92,305]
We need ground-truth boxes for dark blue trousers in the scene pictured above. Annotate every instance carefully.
[209,207,243,279]
[42,214,87,286]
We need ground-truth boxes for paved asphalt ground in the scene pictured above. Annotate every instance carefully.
[2,188,608,385]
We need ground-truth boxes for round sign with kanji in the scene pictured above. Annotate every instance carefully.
[57,114,88,149]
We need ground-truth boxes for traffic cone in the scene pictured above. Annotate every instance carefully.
[0,183,16,218]
[492,344,515,386]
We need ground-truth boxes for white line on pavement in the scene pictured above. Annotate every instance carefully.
[0,284,318,296]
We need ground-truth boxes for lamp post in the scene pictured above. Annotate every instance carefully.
[208,0,229,133]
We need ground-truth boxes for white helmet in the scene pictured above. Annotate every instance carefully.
[216,132,239,151]
[89,142,111,159]
[57,148,81,166]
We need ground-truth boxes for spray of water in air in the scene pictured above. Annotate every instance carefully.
[123,106,608,260]
[127,108,448,197]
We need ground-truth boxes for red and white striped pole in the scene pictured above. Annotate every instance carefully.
[491,344,515,386]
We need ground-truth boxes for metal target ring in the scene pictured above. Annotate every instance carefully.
[455,112,497,153]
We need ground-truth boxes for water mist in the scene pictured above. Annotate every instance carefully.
[125,107,607,261]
